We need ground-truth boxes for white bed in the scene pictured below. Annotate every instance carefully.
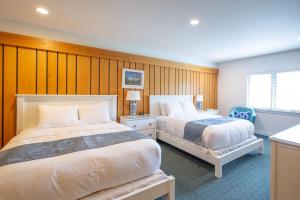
[0,95,175,200]
[150,95,264,178]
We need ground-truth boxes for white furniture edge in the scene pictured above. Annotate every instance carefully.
[150,95,264,178]
[149,95,193,116]
[116,175,175,200]
[16,94,117,134]
[16,94,175,200]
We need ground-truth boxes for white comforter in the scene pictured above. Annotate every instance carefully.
[0,122,161,200]
[157,113,255,150]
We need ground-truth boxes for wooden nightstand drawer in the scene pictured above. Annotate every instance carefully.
[126,119,155,131]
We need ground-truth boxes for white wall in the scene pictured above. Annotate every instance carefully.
[218,49,300,136]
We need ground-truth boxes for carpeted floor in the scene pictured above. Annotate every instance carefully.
[159,135,270,200]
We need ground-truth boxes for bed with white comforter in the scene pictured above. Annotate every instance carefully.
[157,113,255,151]
[0,122,161,200]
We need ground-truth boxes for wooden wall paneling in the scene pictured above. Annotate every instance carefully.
[117,60,124,119]
[186,70,191,94]
[90,57,100,95]
[0,45,2,148]
[209,74,213,108]
[17,48,36,94]
[109,59,118,95]
[204,73,209,109]
[200,72,205,96]
[67,54,76,94]
[136,63,144,114]
[160,67,165,95]
[123,62,130,115]
[175,69,178,94]
[214,74,218,108]
[3,46,17,145]
[211,74,216,108]
[36,50,47,94]
[99,58,109,95]
[0,32,218,75]
[194,71,197,95]
[143,64,150,114]
[164,67,169,94]
[47,51,58,94]
[169,68,176,95]
[154,66,161,95]
[182,70,187,94]
[76,56,91,95]
[206,74,210,108]
[190,71,194,95]
[178,69,183,95]
[149,65,155,95]
[57,53,67,94]
[196,72,200,95]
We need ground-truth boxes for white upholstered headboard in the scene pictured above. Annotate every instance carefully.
[16,95,117,134]
[149,95,193,116]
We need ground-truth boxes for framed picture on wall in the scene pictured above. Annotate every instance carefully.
[122,69,144,89]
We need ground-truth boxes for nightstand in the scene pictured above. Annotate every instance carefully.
[120,115,156,140]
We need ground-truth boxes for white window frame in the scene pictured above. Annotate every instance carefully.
[247,69,300,116]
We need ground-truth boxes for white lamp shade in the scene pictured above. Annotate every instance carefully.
[196,95,203,102]
[126,91,140,101]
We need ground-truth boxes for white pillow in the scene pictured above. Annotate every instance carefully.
[180,101,197,115]
[163,101,184,117]
[79,102,111,124]
[38,105,79,128]
[159,102,167,116]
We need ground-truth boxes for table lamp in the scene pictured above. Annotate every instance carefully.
[126,91,140,116]
[195,95,203,111]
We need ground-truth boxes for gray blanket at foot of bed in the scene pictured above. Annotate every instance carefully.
[0,130,149,167]
[183,117,238,144]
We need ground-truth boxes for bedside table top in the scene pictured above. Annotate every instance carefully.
[120,115,156,120]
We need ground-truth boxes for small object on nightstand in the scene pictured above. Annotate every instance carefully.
[120,115,156,140]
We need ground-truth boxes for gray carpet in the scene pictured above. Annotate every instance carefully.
[159,136,270,200]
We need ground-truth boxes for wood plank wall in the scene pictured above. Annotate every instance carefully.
[0,31,218,148]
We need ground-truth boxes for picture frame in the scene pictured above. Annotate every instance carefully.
[122,68,144,89]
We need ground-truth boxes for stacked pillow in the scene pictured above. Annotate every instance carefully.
[37,102,111,128]
[159,100,197,117]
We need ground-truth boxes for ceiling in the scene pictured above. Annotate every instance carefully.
[0,0,300,67]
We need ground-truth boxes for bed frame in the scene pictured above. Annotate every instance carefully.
[149,95,264,178]
[16,94,175,200]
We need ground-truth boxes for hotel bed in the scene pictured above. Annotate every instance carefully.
[150,95,264,178]
[0,95,174,200]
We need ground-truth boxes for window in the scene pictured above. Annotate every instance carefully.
[247,70,300,112]
[275,71,300,111]
[248,74,272,109]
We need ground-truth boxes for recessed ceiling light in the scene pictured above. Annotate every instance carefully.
[36,7,49,15]
[297,36,300,41]
[190,19,199,26]
[216,54,223,58]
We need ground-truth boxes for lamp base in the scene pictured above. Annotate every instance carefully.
[196,101,203,111]
[130,101,137,116]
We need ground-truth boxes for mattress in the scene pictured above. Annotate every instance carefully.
[0,122,161,200]
[156,113,255,150]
